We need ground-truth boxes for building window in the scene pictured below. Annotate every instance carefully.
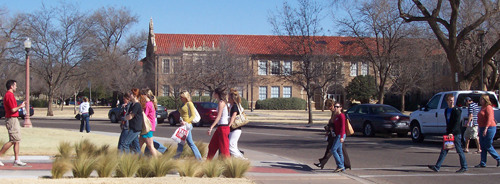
[284,60,292,75]
[163,59,170,74]
[162,85,169,96]
[350,62,357,77]
[203,91,210,96]
[194,91,200,96]
[173,59,180,74]
[258,60,267,75]
[361,63,368,76]
[283,86,292,98]
[271,61,280,75]
[271,86,280,98]
[259,86,267,100]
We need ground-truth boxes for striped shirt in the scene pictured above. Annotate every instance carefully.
[468,102,480,126]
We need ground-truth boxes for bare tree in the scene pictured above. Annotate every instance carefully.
[22,3,93,116]
[337,0,413,104]
[269,0,328,124]
[398,0,500,90]
[313,53,344,112]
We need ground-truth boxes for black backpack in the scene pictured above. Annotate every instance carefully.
[89,106,94,116]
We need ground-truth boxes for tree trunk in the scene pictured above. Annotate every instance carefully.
[74,93,77,114]
[377,85,384,104]
[47,95,54,116]
[308,94,313,124]
[400,90,407,113]
[60,97,64,111]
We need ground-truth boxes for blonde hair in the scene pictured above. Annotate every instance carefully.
[146,89,158,111]
[229,91,241,104]
[481,94,492,106]
[180,91,192,102]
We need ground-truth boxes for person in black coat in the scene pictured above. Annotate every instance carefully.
[428,94,468,173]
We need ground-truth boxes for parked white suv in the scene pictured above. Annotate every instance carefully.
[409,91,500,142]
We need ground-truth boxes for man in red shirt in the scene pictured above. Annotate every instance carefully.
[0,80,27,166]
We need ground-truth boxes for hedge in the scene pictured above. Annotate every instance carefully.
[157,96,249,110]
[31,99,49,107]
[255,97,306,110]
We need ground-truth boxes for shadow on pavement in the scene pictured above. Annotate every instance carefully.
[261,161,314,172]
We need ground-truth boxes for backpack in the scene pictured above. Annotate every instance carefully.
[89,106,94,116]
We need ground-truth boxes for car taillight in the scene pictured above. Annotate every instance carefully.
[385,116,399,121]
[400,116,410,121]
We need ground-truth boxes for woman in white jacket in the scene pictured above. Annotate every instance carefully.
[79,97,91,133]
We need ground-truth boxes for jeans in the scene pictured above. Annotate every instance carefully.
[330,135,344,169]
[80,113,90,133]
[479,127,500,166]
[176,124,202,160]
[122,129,141,154]
[435,134,467,170]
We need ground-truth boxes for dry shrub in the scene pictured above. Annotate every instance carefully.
[136,157,154,178]
[95,151,119,178]
[115,154,141,177]
[161,143,177,159]
[74,139,97,157]
[72,152,98,178]
[177,159,202,177]
[56,141,72,159]
[202,158,224,178]
[223,157,251,178]
[152,155,177,177]
[181,141,207,158]
[51,157,72,179]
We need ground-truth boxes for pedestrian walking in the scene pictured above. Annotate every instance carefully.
[207,88,230,160]
[228,90,245,159]
[428,94,467,173]
[0,80,27,166]
[79,97,91,133]
[175,91,202,160]
[474,94,500,168]
[139,88,157,157]
[463,97,481,153]
[123,88,143,154]
[117,93,139,153]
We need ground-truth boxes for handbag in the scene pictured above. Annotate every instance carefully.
[345,118,354,136]
[231,104,249,129]
[141,112,152,135]
[443,135,455,150]
[75,114,81,120]
[171,124,190,145]
[188,103,201,124]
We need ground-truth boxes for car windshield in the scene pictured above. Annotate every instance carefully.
[370,105,400,114]
[198,103,217,109]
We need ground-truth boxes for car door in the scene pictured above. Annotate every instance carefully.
[420,94,442,133]
[345,106,361,130]
[434,93,453,133]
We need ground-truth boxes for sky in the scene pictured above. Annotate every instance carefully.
[2,0,342,36]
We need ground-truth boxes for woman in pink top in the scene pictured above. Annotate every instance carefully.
[474,94,500,168]
[139,88,157,157]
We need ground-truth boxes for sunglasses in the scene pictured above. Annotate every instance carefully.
[334,106,342,108]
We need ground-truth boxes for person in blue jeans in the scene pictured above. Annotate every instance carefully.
[428,94,468,173]
[324,99,345,173]
[175,91,202,160]
[79,97,91,133]
[474,94,500,168]
[117,93,140,153]
[123,88,143,154]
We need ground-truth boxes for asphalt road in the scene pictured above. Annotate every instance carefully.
[31,117,500,184]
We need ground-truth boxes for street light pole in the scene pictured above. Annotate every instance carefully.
[23,38,32,128]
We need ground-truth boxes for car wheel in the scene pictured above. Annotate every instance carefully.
[363,122,375,137]
[169,116,176,126]
[411,121,425,143]
[110,113,117,123]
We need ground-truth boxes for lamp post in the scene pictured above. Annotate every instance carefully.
[476,29,485,90]
[23,38,32,128]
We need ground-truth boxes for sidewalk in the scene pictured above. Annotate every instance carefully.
[0,130,368,184]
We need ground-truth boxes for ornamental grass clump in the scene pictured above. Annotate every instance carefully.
[177,159,202,177]
[202,158,224,178]
[161,143,177,160]
[136,157,154,178]
[115,154,141,177]
[71,152,98,178]
[95,150,119,178]
[152,155,177,177]
[180,141,208,158]
[74,139,97,157]
[56,141,72,159]
[223,157,251,178]
[51,157,72,179]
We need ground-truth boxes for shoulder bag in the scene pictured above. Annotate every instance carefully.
[141,111,152,135]
[231,104,249,129]
[188,102,201,124]
[345,118,354,136]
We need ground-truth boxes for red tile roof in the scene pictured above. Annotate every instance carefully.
[155,34,364,56]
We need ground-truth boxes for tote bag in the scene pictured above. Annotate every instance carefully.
[188,103,201,124]
[171,124,190,145]
[141,112,152,135]
[443,135,455,150]
[345,118,354,136]
[231,104,249,129]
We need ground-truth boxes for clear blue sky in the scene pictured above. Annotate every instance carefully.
[2,0,341,35]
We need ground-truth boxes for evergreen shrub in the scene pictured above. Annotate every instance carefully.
[255,97,306,110]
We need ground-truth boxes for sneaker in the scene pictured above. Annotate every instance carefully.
[14,160,26,166]
[0,161,4,166]
[428,165,439,172]
[456,168,467,173]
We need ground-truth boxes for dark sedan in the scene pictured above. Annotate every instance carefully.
[108,104,167,123]
[168,102,218,127]
[0,100,35,119]
[345,104,410,137]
